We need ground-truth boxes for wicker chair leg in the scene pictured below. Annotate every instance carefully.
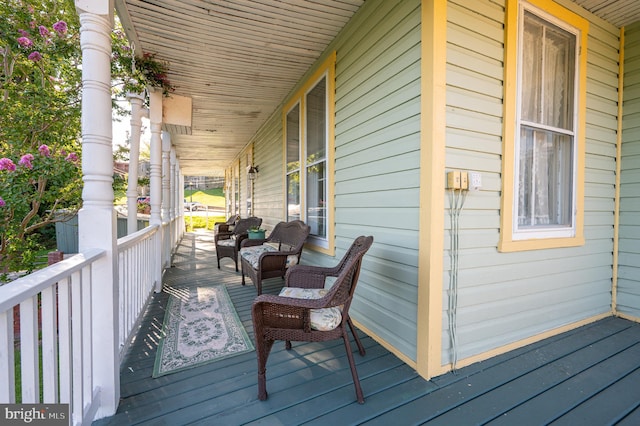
[342,330,365,404]
[217,255,221,269]
[285,340,292,350]
[256,338,274,401]
[257,371,268,401]
[347,318,366,356]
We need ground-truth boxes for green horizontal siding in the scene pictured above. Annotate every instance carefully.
[618,21,640,318]
[251,114,285,229]
[442,0,618,365]
[332,0,422,362]
[246,0,633,370]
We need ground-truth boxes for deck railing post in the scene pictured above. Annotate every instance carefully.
[75,0,119,420]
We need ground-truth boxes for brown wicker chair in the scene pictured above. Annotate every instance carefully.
[251,235,374,404]
[240,220,310,295]
[214,214,239,237]
[215,217,262,271]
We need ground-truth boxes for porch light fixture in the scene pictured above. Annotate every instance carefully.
[248,165,259,181]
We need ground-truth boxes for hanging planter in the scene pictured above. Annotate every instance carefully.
[116,50,175,97]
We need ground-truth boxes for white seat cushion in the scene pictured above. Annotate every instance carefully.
[278,287,342,331]
[240,244,298,270]
[217,238,236,247]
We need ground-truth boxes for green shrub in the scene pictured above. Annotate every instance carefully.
[185,216,225,232]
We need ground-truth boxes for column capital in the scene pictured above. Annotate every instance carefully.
[75,0,114,24]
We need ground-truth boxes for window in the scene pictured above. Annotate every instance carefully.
[499,0,588,251]
[286,104,301,222]
[284,52,335,253]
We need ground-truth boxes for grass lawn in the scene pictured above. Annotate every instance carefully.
[116,187,225,208]
[184,187,225,208]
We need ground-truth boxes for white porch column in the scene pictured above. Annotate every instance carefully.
[177,162,185,237]
[126,91,145,234]
[162,132,171,224]
[162,131,171,267]
[170,148,177,221]
[170,148,177,248]
[148,89,163,226]
[75,0,119,419]
[178,172,185,236]
[148,89,163,291]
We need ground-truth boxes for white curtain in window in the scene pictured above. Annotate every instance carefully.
[286,105,301,221]
[305,77,327,238]
[518,12,574,228]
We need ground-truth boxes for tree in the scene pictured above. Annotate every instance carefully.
[0,0,174,275]
[0,0,83,274]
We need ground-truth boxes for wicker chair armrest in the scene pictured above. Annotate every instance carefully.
[251,250,291,272]
[285,265,337,289]
[215,232,233,243]
[253,294,327,310]
[260,248,298,257]
[241,238,267,248]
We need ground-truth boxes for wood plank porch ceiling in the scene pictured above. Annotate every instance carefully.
[113,0,639,177]
[114,0,364,176]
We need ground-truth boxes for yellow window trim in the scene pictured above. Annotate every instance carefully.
[499,0,588,252]
[282,52,336,256]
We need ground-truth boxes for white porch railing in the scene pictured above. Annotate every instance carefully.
[0,216,183,425]
[116,224,161,360]
[0,248,106,425]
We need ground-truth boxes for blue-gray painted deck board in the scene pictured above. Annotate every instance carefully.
[93,232,640,425]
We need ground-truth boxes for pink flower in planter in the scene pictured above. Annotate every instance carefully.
[19,154,34,169]
[38,25,50,37]
[0,197,5,207]
[0,158,16,171]
[65,152,78,163]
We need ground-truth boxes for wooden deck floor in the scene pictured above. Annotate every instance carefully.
[94,231,640,425]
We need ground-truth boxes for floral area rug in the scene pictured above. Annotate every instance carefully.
[153,284,254,377]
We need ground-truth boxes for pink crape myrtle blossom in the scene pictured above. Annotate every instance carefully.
[19,154,34,169]
[18,29,29,37]
[65,152,78,163]
[0,197,5,207]
[28,51,42,62]
[0,158,16,171]
[17,36,33,47]
[38,144,51,157]
[38,25,50,37]
[53,21,67,36]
